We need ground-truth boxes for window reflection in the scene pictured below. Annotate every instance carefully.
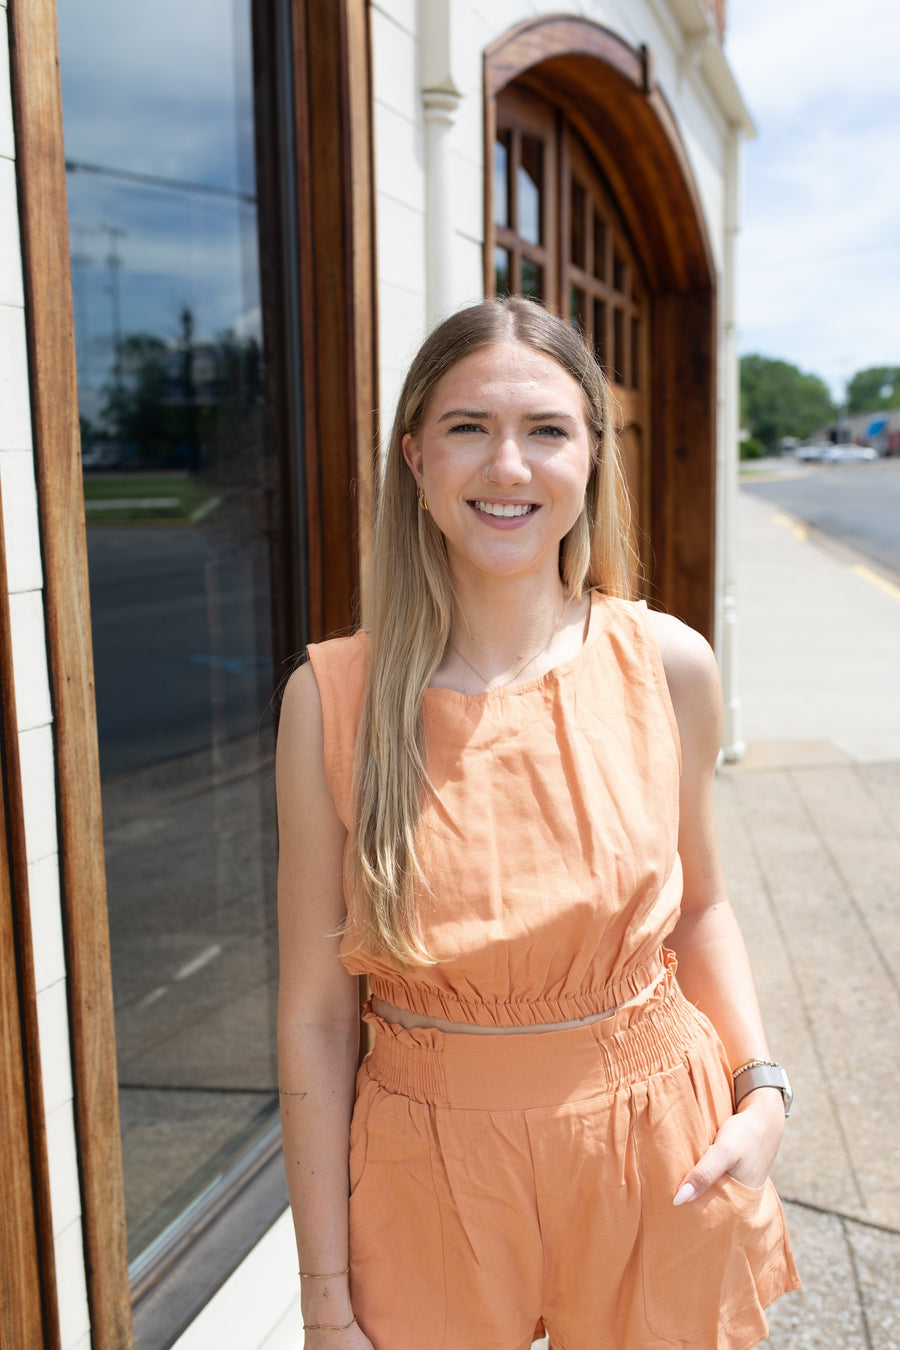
[517,135,543,245]
[494,131,510,229]
[58,0,280,1270]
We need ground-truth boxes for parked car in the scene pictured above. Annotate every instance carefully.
[820,443,878,463]
[794,442,831,462]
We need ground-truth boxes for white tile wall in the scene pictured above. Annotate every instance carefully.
[44,1099,83,1238]
[54,1218,91,1349]
[373,102,426,212]
[28,852,65,993]
[0,451,43,591]
[375,193,425,295]
[370,5,419,124]
[0,8,12,163]
[0,156,23,305]
[36,977,74,1118]
[0,303,34,450]
[8,587,53,730]
[18,723,58,865]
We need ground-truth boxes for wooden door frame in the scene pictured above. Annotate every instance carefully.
[485,17,717,639]
[8,0,375,1344]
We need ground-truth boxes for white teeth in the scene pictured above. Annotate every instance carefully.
[474,500,534,518]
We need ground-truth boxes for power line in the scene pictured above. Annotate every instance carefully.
[65,158,256,206]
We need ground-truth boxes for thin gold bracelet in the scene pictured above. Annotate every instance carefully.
[303,1316,357,1331]
[298,1266,350,1279]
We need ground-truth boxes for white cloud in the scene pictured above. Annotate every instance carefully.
[726,0,900,395]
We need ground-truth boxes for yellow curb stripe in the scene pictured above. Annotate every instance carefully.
[852,565,900,603]
[771,511,808,542]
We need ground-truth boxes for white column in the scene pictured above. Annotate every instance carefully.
[422,87,462,330]
[720,126,745,762]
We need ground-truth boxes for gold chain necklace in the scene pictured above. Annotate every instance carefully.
[448,596,570,690]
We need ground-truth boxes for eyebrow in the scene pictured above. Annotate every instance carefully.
[436,408,578,425]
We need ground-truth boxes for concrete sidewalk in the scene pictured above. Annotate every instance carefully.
[717,488,900,1349]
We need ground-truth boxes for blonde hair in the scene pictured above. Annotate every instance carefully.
[351,297,636,965]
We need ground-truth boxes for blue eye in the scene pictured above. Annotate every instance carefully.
[534,425,566,439]
[449,422,483,435]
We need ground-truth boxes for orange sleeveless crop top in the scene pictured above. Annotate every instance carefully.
[307,591,683,1027]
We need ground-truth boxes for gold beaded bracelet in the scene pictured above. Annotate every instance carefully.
[298,1266,350,1279]
[303,1316,357,1332]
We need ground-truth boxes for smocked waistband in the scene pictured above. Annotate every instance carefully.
[361,957,709,1111]
[367,950,666,1029]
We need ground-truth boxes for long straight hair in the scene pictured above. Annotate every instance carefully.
[350,297,637,965]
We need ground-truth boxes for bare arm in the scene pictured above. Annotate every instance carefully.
[650,612,786,1201]
[276,663,373,1344]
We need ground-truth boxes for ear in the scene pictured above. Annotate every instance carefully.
[401,432,423,482]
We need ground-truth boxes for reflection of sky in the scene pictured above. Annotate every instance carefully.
[57,0,260,424]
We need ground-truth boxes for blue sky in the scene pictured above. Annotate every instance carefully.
[725,0,900,399]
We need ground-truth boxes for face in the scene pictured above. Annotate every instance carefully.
[402,342,594,587]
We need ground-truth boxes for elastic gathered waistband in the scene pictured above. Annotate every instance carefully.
[361,958,708,1111]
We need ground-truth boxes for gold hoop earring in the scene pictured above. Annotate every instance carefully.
[417,486,429,513]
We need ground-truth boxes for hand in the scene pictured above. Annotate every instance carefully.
[673,1086,786,1204]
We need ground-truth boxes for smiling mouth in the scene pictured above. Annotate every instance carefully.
[472,500,537,518]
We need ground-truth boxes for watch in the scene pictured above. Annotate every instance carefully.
[732,1059,793,1118]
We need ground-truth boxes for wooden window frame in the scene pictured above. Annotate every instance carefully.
[8,0,375,1344]
[484,17,718,640]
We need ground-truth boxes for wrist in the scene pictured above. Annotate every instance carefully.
[732,1058,792,1117]
[300,1270,352,1321]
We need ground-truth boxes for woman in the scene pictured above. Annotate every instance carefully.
[276,298,799,1349]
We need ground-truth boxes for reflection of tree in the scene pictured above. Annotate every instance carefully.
[98,309,264,482]
[101,333,169,464]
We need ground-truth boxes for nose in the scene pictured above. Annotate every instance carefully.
[486,432,531,486]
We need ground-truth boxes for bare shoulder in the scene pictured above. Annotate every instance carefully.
[276,661,329,805]
[646,610,722,766]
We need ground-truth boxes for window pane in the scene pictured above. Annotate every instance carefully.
[495,245,511,296]
[613,306,625,384]
[520,258,543,301]
[59,0,280,1269]
[593,298,606,370]
[570,178,586,269]
[570,285,586,332]
[614,250,628,295]
[593,214,607,281]
[632,316,640,390]
[494,131,511,228]
[517,135,543,245]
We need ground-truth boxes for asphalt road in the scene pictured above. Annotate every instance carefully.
[87,525,276,777]
[739,457,900,579]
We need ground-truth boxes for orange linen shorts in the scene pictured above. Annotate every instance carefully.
[348,961,800,1350]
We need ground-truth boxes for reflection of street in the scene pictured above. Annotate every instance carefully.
[87,523,281,1261]
[741,458,900,578]
[87,524,274,777]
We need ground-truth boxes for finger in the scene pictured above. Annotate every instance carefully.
[672,1142,736,1205]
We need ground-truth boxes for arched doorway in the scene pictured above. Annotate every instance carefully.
[485,19,717,638]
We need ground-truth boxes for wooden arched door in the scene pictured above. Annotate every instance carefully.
[493,86,652,588]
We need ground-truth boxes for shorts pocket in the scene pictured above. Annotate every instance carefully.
[635,1057,790,1343]
[348,1084,447,1349]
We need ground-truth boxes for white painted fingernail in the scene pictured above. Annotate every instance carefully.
[673,1182,696,1206]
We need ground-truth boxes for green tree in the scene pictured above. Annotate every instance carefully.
[740,355,834,452]
[846,366,900,414]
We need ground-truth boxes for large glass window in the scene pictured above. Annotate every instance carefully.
[58,0,281,1279]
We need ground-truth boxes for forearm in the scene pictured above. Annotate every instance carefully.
[279,1015,359,1324]
[668,898,771,1070]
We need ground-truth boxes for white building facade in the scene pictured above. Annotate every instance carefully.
[0,2,750,1347]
